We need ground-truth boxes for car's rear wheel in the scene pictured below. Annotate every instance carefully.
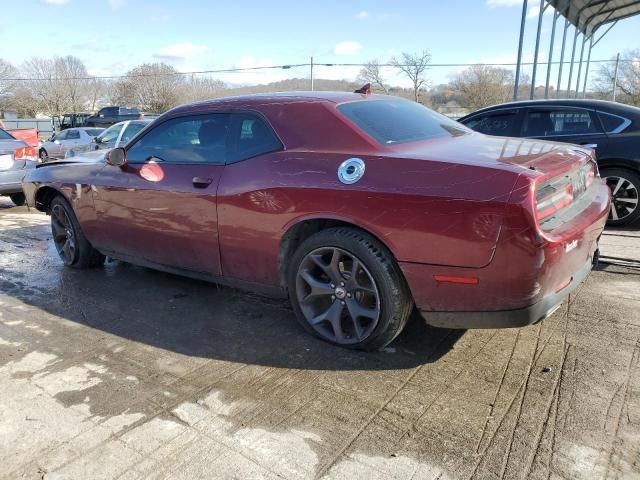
[601,168,640,227]
[50,196,105,269]
[9,193,25,206]
[39,149,48,163]
[287,227,413,351]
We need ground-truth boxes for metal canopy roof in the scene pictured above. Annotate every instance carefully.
[547,0,640,36]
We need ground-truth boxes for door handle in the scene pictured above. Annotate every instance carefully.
[581,143,598,149]
[192,177,213,188]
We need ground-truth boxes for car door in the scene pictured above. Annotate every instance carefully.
[520,106,609,155]
[91,113,231,276]
[48,130,67,158]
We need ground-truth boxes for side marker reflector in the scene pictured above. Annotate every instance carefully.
[433,275,479,285]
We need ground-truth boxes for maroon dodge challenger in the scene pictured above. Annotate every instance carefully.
[22,92,610,350]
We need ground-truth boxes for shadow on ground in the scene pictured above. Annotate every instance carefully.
[1,220,463,372]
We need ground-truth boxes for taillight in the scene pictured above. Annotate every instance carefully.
[536,179,574,221]
[14,146,37,161]
[583,161,596,189]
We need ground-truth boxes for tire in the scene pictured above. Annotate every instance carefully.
[9,193,26,206]
[287,227,413,351]
[601,168,640,227]
[50,196,105,269]
[39,149,48,163]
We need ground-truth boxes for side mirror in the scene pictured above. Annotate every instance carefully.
[106,147,127,167]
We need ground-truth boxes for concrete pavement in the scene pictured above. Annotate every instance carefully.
[0,198,639,479]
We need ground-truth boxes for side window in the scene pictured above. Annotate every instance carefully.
[598,112,630,134]
[523,109,600,137]
[462,112,518,136]
[126,114,231,164]
[227,113,282,163]
[120,122,146,144]
[55,130,67,141]
[100,124,124,144]
[66,130,80,140]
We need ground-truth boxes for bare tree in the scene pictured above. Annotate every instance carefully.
[178,76,226,103]
[451,65,514,110]
[390,50,431,103]
[593,50,640,106]
[358,60,388,94]
[21,56,92,115]
[0,59,17,97]
[112,63,184,112]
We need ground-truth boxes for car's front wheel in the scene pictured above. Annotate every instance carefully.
[601,168,640,227]
[39,149,48,163]
[288,227,413,351]
[9,193,25,206]
[50,196,105,269]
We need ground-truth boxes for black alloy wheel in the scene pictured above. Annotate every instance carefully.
[288,227,413,351]
[51,202,77,265]
[295,246,381,345]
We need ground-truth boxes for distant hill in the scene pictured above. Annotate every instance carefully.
[222,78,361,96]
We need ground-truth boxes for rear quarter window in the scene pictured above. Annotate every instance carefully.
[337,99,469,145]
[598,112,631,133]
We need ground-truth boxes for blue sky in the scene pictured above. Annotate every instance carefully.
[1,0,639,88]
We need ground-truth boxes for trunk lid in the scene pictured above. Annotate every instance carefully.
[389,132,591,176]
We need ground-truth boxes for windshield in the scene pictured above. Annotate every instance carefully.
[0,128,14,140]
[338,99,469,145]
[85,128,104,137]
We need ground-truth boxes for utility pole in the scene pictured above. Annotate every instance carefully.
[310,56,314,91]
[612,52,620,101]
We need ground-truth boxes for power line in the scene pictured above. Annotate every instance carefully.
[3,59,631,82]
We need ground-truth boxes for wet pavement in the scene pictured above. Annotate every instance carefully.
[0,196,639,480]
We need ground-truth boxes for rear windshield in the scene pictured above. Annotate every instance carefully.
[337,99,469,145]
[0,128,14,140]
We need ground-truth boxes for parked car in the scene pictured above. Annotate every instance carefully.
[39,127,104,162]
[84,106,143,128]
[459,99,640,226]
[0,127,37,205]
[52,113,92,131]
[66,120,152,158]
[22,92,609,350]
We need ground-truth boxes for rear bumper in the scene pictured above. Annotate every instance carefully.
[0,161,36,195]
[0,169,27,194]
[421,257,593,329]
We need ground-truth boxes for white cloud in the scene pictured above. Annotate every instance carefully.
[332,41,362,56]
[42,0,70,5]
[486,0,522,7]
[108,0,126,9]
[154,42,209,60]
[527,5,553,19]
[356,10,369,20]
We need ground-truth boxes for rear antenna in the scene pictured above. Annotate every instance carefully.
[354,83,371,95]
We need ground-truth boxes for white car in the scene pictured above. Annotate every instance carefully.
[65,120,151,158]
[39,127,104,162]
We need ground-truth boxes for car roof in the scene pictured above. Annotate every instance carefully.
[461,98,640,119]
[166,91,399,116]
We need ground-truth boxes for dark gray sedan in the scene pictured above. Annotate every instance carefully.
[0,128,36,205]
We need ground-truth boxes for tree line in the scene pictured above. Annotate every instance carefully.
[0,57,226,117]
[0,50,638,119]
